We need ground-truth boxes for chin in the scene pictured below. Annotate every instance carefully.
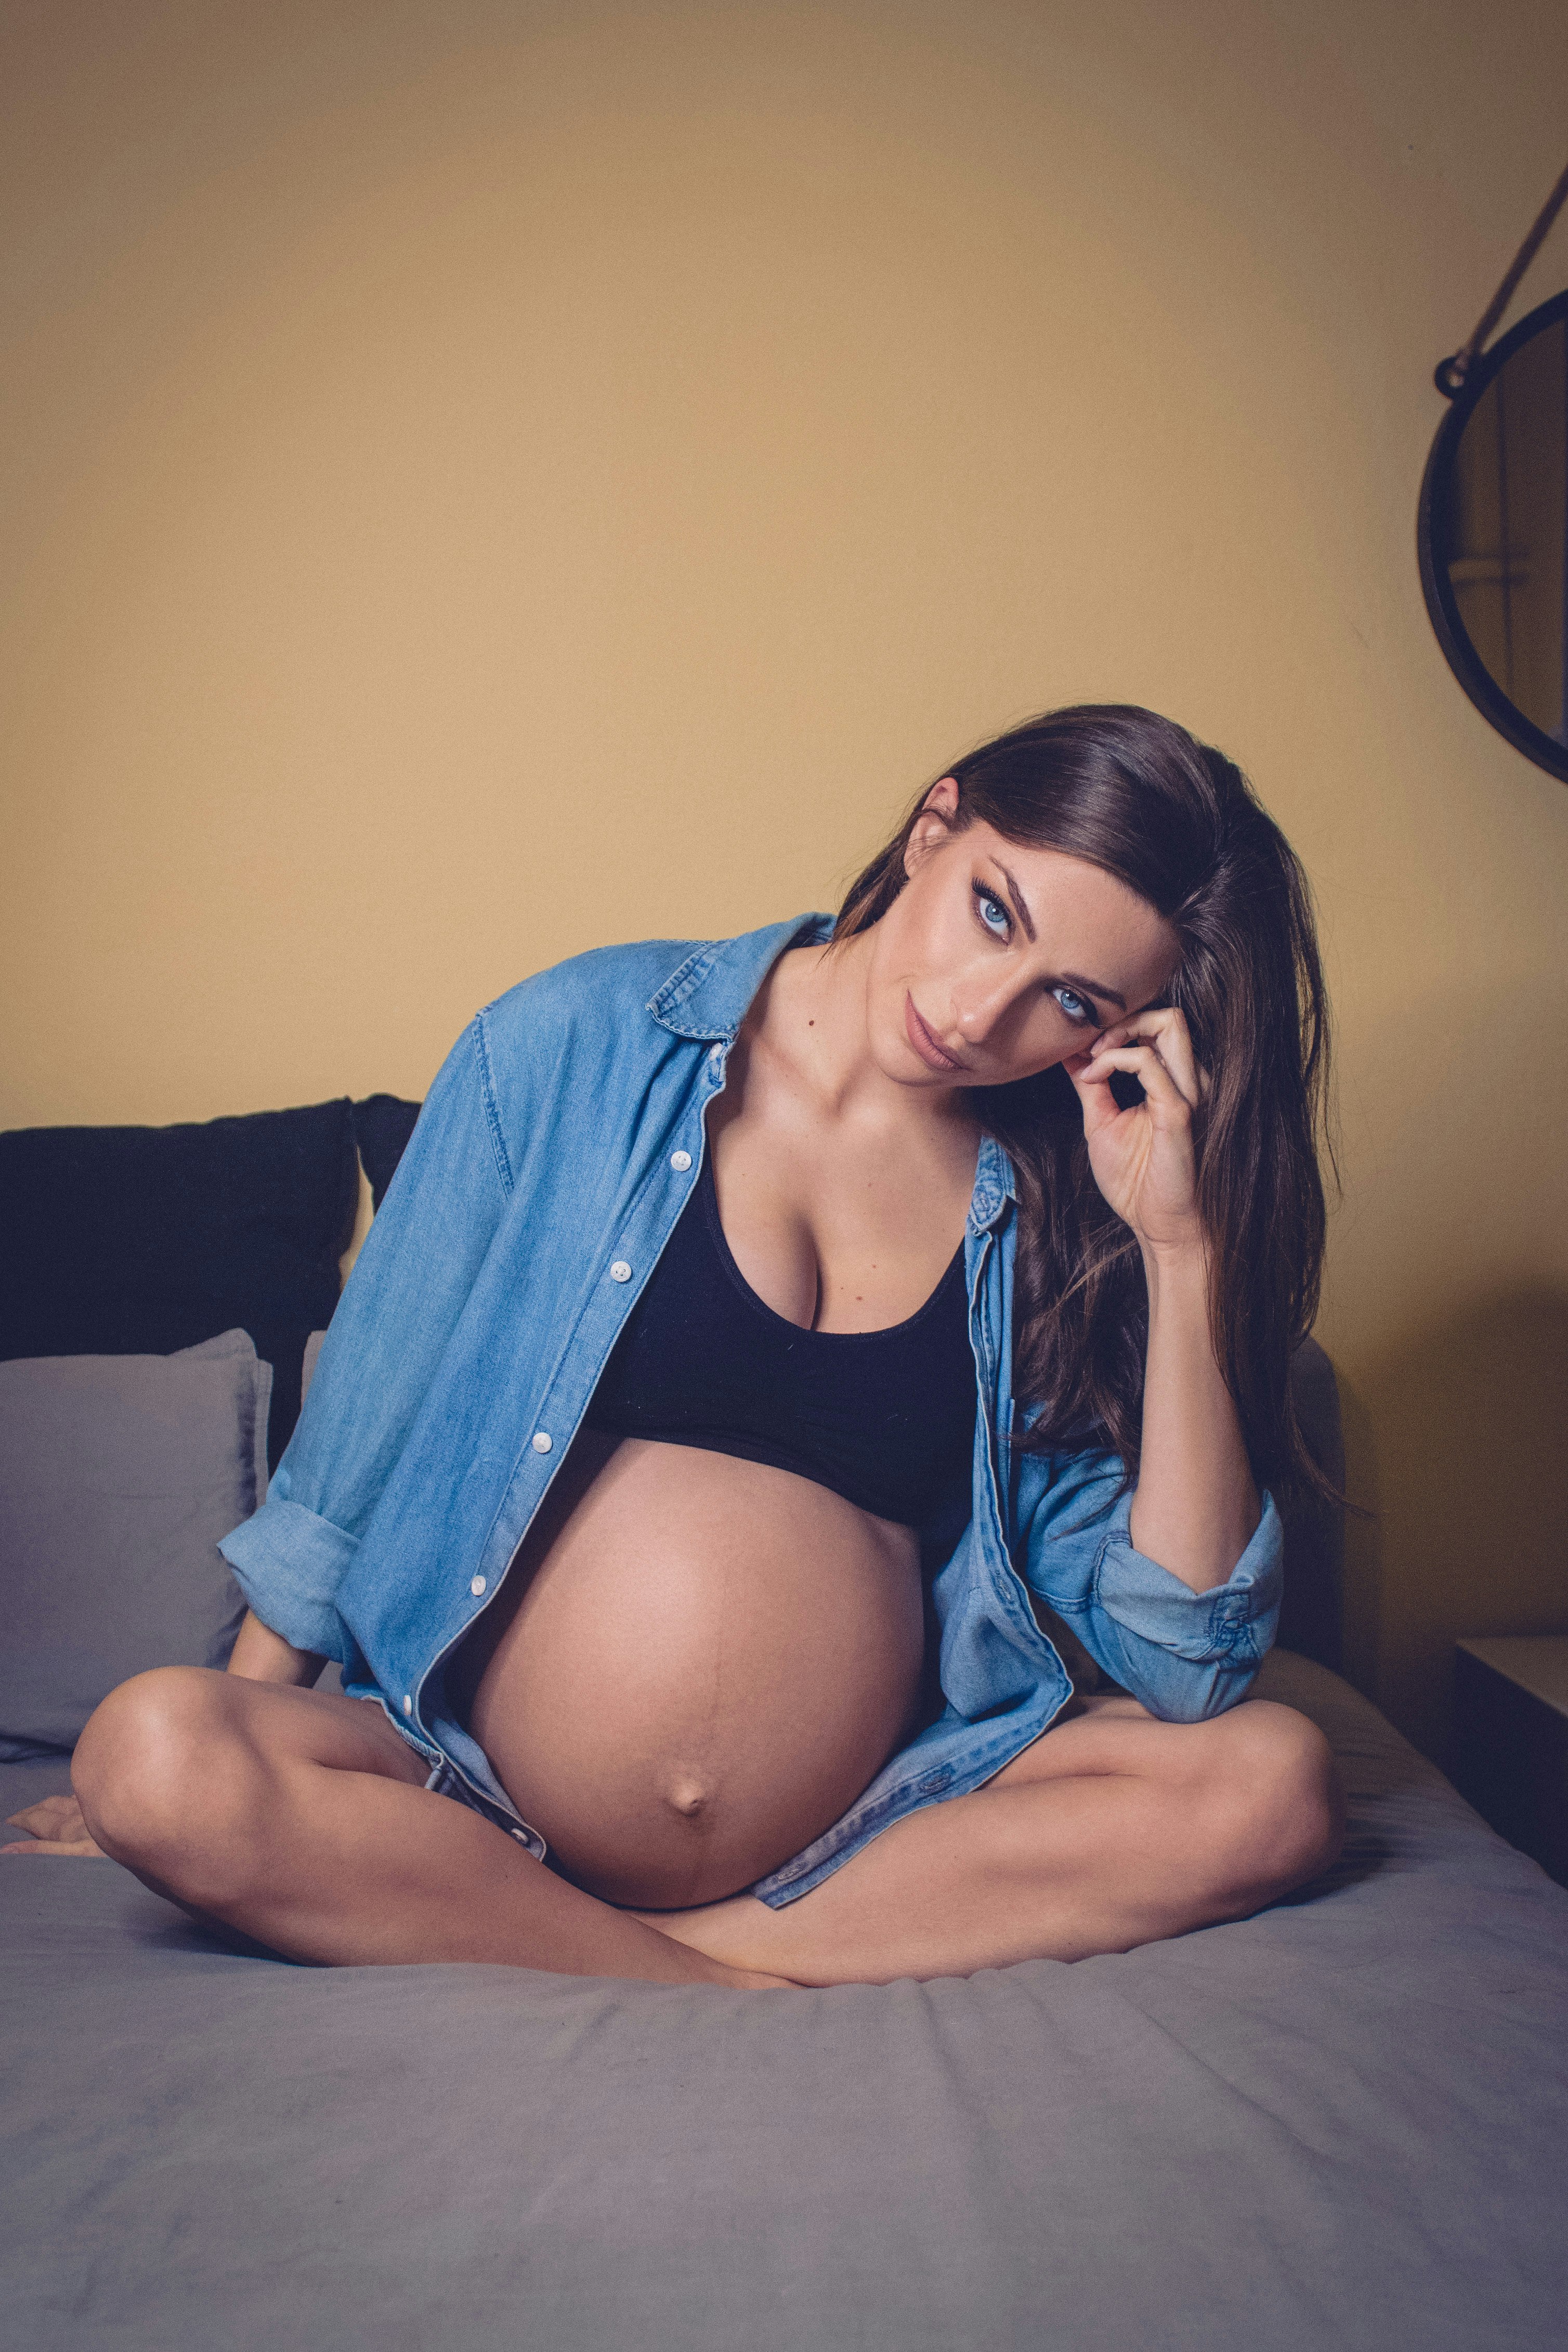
[870,1015,933,1089]
[880,1044,932,1090]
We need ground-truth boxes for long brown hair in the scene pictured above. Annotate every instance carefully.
[834,704,1333,1492]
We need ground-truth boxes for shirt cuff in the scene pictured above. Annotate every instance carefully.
[218,1497,359,1663]
[1094,1489,1283,1664]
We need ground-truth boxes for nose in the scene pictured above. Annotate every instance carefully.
[951,968,1027,1050]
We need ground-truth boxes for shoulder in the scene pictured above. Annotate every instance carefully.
[470,914,831,1062]
[433,942,707,1187]
[462,937,717,1129]
[455,916,833,1122]
[476,935,708,1046]
[424,913,828,1186]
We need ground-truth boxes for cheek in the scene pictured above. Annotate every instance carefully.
[1000,996,1097,1079]
[898,873,979,972]
[874,883,943,982]
[1010,1026,1076,1080]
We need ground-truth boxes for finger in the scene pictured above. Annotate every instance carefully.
[1061,1050,1130,1136]
[1075,1042,1193,1117]
[1091,1010,1205,1107]
[1087,1038,1204,1114]
[7,1797,81,1836]
[1088,1020,1195,1097]
[0,1839,106,1857]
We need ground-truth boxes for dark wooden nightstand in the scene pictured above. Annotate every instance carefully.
[1452,1637,1568,1891]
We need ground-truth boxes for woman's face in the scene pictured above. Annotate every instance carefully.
[863,778,1181,1091]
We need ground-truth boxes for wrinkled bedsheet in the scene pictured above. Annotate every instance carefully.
[2,1651,1565,2352]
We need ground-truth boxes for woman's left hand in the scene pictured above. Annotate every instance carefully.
[1064,1007,1209,1258]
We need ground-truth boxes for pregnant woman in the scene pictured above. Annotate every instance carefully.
[56,703,1342,1987]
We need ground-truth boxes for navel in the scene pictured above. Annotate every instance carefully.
[664,1774,710,1820]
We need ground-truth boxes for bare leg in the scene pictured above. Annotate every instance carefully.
[639,1697,1343,1986]
[71,1669,788,1988]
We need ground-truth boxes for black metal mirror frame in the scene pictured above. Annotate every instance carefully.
[1417,286,1568,786]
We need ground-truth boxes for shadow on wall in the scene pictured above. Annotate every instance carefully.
[1338,1287,1568,1773]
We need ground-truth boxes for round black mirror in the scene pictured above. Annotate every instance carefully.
[1418,289,1568,784]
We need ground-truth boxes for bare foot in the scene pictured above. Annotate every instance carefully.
[631,1891,795,1983]
[2,1792,105,1857]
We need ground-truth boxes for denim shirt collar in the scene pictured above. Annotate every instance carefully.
[646,912,834,1042]
[966,1135,1015,1232]
[646,912,1015,1234]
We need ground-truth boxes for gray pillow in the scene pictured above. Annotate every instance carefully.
[0,1330,268,1758]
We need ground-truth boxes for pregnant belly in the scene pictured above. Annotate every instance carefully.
[461,1433,925,1909]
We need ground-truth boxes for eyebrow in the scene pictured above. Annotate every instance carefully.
[994,861,1038,942]
[992,861,1128,1011]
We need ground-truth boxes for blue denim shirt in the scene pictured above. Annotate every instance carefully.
[220,914,1282,1906]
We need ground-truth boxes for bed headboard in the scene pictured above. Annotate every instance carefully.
[1,1090,1349,1677]
[1277,1337,1346,1674]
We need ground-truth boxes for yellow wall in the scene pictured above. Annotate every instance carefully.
[4,0,1565,1767]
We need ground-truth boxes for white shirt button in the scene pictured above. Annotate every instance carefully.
[470,1574,487,1597]
[402,1694,413,1716]
[670,1149,692,1172]
[609,1260,632,1283]
[531,1430,553,1454]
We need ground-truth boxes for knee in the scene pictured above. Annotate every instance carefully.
[73,1667,248,1890]
[1198,1701,1343,1913]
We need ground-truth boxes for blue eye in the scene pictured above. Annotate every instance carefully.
[1052,987,1093,1025]
[972,882,1009,937]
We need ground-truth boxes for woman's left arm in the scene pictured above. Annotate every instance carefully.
[1129,1240,1259,1589]
[1066,1007,1259,1593]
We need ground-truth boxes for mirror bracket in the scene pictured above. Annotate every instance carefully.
[1432,159,1568,403]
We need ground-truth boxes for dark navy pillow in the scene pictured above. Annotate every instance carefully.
[0,1101,359,1470]
[1275,1336,1346,1675]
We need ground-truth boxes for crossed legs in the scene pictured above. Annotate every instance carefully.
[70,1670,773,1985]
[644,1694,1343,1982]
[69,1669,1341,1989]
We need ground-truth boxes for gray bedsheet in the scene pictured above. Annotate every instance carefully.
[3,1651,1565,2352]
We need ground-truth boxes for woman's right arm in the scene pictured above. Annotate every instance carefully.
[226,1610,325,1687]
[218,1012,516,1662]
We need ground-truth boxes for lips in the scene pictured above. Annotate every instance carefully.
[904,992,966,1074]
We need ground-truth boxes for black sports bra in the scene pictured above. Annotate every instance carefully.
[584,1146,976,1533]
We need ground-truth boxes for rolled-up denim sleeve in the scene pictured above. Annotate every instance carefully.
[219,1498,362,1663]
[1017,1450,1283,1722]
[217,1017,512,1662]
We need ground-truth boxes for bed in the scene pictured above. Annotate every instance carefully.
[2,1104,1565,2350]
